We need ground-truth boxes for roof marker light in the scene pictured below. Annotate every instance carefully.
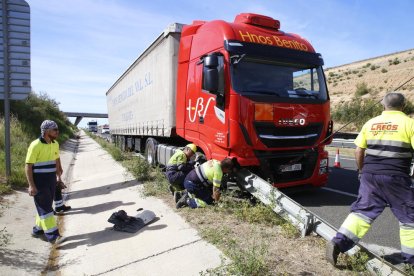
[235,13,280,30]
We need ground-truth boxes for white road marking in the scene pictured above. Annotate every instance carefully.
[321,187,358,198]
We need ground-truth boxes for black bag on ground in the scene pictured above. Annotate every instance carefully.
[108,209,156,233]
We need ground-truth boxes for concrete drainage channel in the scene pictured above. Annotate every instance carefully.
[236,169,406,276]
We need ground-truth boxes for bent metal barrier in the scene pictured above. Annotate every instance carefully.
[236,168,406,276]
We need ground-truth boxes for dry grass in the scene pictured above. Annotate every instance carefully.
[327,48,414,131]
[160,192,362,275]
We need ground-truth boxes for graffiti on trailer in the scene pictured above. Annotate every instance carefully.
[187,96,215,122]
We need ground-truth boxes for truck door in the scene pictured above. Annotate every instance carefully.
[184,60,201,142]
[198,54,229,153]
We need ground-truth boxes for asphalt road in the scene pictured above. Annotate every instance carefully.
[287,154,400,256]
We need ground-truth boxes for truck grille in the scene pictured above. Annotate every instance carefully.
[255,149,318,183]
[254,122,322,148]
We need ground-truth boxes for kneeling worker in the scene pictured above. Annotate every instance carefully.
[176,157,234,209]
[165,143,197,193]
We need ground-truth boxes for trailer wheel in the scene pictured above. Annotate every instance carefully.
[145,138,158,166]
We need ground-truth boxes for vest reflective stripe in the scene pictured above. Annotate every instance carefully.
[339,213,372,240]
[33,168,57,173]
[367,139,412,148]
[34,160,56,167]
[33,160,57,174]
[365,149,413,158]
[195,165,209,184]
[400,226,414,255]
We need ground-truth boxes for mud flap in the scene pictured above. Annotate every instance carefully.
[108,210,156,233]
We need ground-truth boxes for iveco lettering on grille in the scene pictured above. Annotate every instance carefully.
[278,118,306,126]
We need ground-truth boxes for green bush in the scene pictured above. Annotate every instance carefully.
[332,95,414,130]
[0,92,75,192]
[355,82,371,97]
[332,98,383,130]
[381,68,388,73]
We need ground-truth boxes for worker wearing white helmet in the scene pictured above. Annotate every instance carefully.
[164,143,197,199]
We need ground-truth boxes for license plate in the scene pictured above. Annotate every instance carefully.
[280,163,302,172]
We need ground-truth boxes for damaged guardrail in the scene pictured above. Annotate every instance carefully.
[236,168,406,276]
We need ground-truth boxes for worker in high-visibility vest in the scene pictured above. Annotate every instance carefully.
[176,157,234,208]
[164,144,197,194]
[327,93,414,267]
[26,120,66,244]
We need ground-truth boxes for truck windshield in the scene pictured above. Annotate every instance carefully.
[231,58,328,101]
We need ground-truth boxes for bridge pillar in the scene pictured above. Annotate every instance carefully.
[74,116,83,126]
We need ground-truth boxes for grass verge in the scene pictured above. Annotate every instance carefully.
[90,134,366,275]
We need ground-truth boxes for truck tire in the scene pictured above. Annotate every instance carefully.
[145,138,158,166]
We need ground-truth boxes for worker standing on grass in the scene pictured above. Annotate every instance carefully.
[25,120,66,244]
[326,93,414,267]
[164,143,197,197]
[176,157,234,209]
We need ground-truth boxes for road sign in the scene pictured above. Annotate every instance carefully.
[1,0,30,179]
[0,0,31,100]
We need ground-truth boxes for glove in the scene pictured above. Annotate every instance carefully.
[57,180,67,189]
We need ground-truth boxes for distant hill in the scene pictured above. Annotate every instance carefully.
[325,49,414,110]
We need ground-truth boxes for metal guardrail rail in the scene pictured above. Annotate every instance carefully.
[236,168,406,276]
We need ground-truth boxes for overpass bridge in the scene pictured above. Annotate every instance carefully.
[64,112,108,126]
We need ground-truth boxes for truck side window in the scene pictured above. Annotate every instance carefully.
[202,56,225,110]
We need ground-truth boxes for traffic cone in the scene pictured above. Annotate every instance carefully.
[334,148,341,168]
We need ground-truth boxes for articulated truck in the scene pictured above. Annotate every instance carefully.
[106,13,332,188]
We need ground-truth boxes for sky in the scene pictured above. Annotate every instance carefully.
[26,0,414,127]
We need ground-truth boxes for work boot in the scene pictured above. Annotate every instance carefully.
[31,231,47,242]
[55,205,72,214]
[168,185,175,196]
[326,241,340,266]
[176,193,189,209]
[174,191,182,203]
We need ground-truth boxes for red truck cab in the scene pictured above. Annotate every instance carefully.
[176,13,332,188]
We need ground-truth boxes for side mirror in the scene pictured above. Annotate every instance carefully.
[204,69,219,92]
[203,54,220,92]
[204,55,219,68]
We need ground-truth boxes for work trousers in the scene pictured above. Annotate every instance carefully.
[32,173,60,241]
[183,170,213,208]
[54,185,64,208]
[332,173,414,264]
[165,170,186,191]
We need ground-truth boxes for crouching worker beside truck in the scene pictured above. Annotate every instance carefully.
[176,158,234,209]
[165,144,197,195]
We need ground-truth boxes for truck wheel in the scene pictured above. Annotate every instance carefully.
[145,138,158,166]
